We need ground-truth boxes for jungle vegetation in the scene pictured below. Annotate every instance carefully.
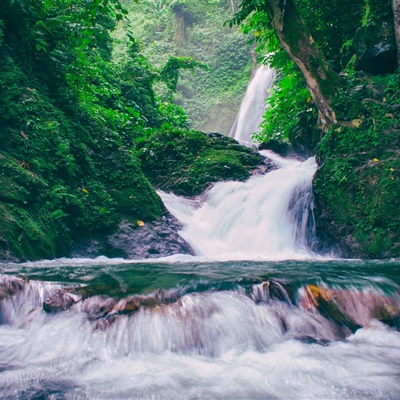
[230,0,399,257]
[0,0,399,260]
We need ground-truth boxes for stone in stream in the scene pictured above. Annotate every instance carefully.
[71,213,194,259]
[43,289,82,313]
[298,284,400,330]
[0,275,26,300]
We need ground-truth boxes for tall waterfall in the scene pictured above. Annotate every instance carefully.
[229,65,274,143]
[160,151,317,260]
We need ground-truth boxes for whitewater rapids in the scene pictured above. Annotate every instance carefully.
[160,151,318,261]
[0,260,400,399]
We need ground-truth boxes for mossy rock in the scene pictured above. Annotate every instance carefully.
[0,203,72,261]
[136,128,264,196]
[314,149,400,258]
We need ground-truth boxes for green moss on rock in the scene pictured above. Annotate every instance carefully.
[314,73,400,258]
[136,129,263,196]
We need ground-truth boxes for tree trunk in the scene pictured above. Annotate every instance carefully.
[264,0,338,129]
[393,0,400,67]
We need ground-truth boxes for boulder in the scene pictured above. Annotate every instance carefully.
[71,213,194,259]
[43,289,81,313]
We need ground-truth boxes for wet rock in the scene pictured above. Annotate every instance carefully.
[0,275,26,300]
[259,140,292,157]
[71,212,194,259]
[249,153,279,176]
[43,289,81,313]
[79,296,117,320]
[298,284,400,330]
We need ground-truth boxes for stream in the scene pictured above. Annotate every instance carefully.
[0,258,399,399]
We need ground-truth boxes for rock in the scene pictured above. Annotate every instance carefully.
[0,275,26,300]
[353,23,397,74]
[299,284,400,329]
[136,128,265,196]
[71,212,194,259]
[43,289,81,313]
[259,140,291,157]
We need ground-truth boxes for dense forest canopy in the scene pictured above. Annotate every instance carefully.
[0,0,399,260]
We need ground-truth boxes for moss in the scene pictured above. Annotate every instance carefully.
[136,129,263,196]
[0,202,72,261]
[314,151,400,258]
[0,43,164,260]
[314,72,400,258]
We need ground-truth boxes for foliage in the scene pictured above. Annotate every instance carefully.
[314,72,400,258]
[115,0,254,134]
[1,0,202,260]
[254,67,317,147]
[160,56,208,94]
[293,0,365,69]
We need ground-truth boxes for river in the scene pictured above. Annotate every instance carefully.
[0,257,399,399]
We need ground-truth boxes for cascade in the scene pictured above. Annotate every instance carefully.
[160,65,316,260]
[159,151,318,260]
[229,65,274,144]
[0,262,399,399]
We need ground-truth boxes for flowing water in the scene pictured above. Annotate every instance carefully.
[1,152,399,399]
[229,66,274,144]
[159,151,317,261]
[0,259,399,399]
[1,66,400,399]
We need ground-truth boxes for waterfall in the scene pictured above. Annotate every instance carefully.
[229,65,274,144]
[159,151,317,260]
[160,64,317,260]
[1,66,400,400]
